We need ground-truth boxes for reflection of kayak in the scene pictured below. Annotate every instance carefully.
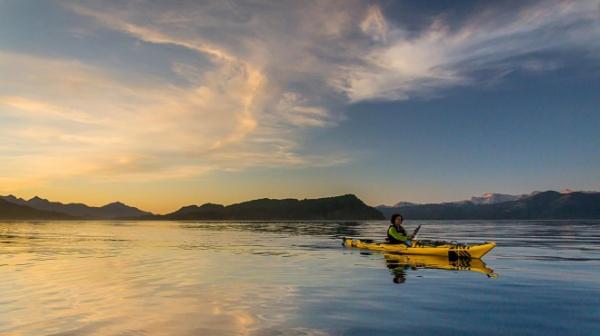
[342,238,496,259]
[384,253,497,277]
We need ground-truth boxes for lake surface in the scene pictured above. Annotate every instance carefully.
[1,220,599,335]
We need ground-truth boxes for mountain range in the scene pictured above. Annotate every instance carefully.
[0,194,384,220]
[0,198,73,220]
[377,191,600,219]
[1,190,599,220]
[0,195,152,219]
[378,191,541,209]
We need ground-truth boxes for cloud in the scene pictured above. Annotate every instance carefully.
[1,0,599,192]
[0,50,345,190]
[332,0,600,101]
[360,5,388,42]
[346,1,600,102]
[65,0,600,103]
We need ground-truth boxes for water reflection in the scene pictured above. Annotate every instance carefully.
[383,253,497,284]
[179,221,364,238]
[1,220,599,335]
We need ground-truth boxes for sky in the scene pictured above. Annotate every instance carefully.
[1,0,599,213]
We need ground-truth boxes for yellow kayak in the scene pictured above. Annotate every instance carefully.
[383,253,497,277]
[343,238,496,259]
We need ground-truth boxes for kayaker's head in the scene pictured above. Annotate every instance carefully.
[391,213,403,226]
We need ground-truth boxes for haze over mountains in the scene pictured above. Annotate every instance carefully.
[1,190,599,220]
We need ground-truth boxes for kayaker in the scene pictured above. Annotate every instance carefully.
[387,213,412,247]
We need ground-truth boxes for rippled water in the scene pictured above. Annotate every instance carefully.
[1,220,599,335]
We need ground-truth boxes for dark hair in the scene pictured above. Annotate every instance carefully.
[390,213,403,224]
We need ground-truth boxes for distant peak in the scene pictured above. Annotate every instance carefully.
[199,203,224,208]
[29,196,47,202]
[102,201,131,209]
[179,204,200,211]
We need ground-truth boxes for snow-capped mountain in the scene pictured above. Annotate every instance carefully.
[469,193,524,205]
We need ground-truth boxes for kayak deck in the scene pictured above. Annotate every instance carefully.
[343,238,496,259]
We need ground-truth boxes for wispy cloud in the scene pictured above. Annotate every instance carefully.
[333,0,600,101]
[65,0,600,101]
[1,0,599,194]
[0,50,345,190]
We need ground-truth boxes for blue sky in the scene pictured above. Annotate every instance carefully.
[0,0,599,212]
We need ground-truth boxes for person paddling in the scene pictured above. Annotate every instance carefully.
[387,213,413,247]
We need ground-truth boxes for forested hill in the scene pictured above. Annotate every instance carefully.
[160,194,385,220]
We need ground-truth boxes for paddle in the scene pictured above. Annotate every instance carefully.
[409,225,421,240]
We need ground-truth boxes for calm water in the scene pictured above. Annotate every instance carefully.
[1,220,599,335]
